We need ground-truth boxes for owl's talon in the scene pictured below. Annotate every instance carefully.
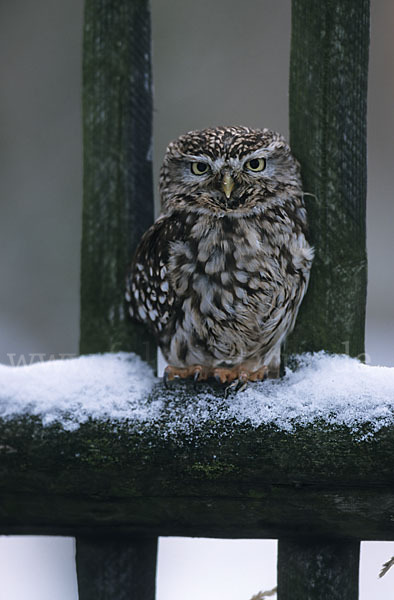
[193,369,201,389]
[163,364,208,385]
[219,365,268,396]
[236,380,249,393]
[163,369,170,388]
[163,364,267,392]
[163,371,168,388]
[224,380,238,398]
[224,378,249,397]
[213,368,233,384]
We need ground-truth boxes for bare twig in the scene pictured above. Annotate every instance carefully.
[249,586,277,599]
[379,557,394,578]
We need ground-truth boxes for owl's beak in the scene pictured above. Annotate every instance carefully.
[221,173,235,199]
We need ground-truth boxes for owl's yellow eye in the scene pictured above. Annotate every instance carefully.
[191,161,209,175]
[245,158,266,172]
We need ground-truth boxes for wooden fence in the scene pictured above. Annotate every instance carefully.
[0,1,379,599]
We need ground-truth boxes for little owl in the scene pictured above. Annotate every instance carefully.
[126,126,313,390]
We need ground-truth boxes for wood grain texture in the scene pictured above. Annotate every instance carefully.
[78,2,157,597]
[80,0,155,365]
[278,539,360,600]
[76,538,157,600]
[285,0,369,359]
[280,1,370,596]
[0,410,393,540]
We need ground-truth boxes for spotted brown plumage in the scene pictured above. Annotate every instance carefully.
[126,126,313,387]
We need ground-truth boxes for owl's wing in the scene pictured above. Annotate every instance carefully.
[126,216,178,338]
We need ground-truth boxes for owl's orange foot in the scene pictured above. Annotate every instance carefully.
[213,365,268,397]
[163,364,211,387]
[163,364,268,394]
[213,365,268,384]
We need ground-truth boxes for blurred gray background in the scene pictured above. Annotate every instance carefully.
[0,1,393,599]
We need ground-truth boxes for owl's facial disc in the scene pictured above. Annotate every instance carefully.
[159,127,302,217]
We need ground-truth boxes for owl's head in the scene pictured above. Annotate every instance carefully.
[159,126,302,217]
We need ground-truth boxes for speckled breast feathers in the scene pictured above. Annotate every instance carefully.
[126,126,313,378]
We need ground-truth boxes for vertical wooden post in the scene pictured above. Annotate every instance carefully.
[286,0,369,359]
[78,0,157,598]
[279,0,370,598]
[278,539,360,599]
[80,0,155,366]
[76,538,157,600]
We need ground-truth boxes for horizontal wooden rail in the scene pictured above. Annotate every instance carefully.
[0,394,393,540]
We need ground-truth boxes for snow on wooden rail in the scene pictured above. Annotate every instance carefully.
[1,352,394,541]
[1,352,394,435]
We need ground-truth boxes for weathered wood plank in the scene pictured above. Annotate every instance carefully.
[280,0,370,596]
[0,414,393,540]
[80,0,155,365]
[76,538,157,600]
[277,539,360,600]
[78,0,157,596]
[285,0,369,360]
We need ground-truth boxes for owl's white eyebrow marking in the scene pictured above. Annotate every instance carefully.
[241,148,269,163]
[184,155,225,174]
[233,148,272,176]
[227,150,268,171]
[184,154,211,164]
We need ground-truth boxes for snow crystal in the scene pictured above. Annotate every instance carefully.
[0,351,394,435]
[221,352,394,433]
[0,352,156,430]
[147,352,394,438]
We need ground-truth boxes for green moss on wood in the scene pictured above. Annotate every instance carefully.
[0,403,393,539]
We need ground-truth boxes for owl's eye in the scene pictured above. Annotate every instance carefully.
[191,161,209,175]
[244,158,266,172]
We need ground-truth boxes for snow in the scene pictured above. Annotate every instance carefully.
[151,352,394,438]
[230,352,394,433]
[0,351,394,436]
[0,352,156,430]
